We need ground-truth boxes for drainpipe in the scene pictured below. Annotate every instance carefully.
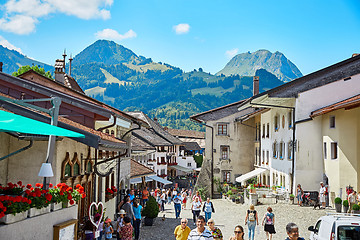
[0,139,33,161]
[190,118,214,198]
[247,102,296,194]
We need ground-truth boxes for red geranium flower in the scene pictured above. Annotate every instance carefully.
[69,199,75,205]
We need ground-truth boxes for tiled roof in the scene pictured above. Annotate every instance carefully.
[310,94,360,117]
[131,135,156,151]
[181,142,202,151]
[190,99,247,122]
[127,111,183,145]
[165,128,205,139]
[130,159,154,178]
[132,128,172,146]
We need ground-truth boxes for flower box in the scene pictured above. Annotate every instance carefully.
[28,205,51,218]
[0,211,27,224]
[51,202,62,211]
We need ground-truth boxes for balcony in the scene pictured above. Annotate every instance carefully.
[158,174,167,178]
[168,162,178,166]
[157,161,167,165]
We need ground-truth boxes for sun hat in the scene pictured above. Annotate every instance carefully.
[105,218,112,223]
[118,209,126,215]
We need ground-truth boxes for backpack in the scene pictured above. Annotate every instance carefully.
[248,210,256,221]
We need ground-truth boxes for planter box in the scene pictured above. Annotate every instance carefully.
[0,211,27,224]
[343,206,349,213]
[28,205,51,218]
[51,202,62,212]
[335,203,342,213]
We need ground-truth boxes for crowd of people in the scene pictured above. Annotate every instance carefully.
[83,187,306,240]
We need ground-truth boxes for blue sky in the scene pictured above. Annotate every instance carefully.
[0,0,359,75]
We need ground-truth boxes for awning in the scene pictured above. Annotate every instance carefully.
[0,110,84,138]
[235,168,268,183]
[130,177,152,185]
[194,167,201,172]
[148,175,172,185]
[168,164,193,173]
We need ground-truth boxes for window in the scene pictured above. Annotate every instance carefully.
[323,142,327,159]
[220,146,229,159]
[274,115,279,131]
[331,142,338,159]
[272,142,278,158]
[288,111,293,128]
[262,124,265,138]
[187,162,192,167]
[223,171,231,182]
[87,162,92,173]
[279,142,284,159]
[255,147,259,165]
[218,124,228,135]
[266,123,270,138]
[73,163,80,175]
[262,150,265,164]
[266,150,269,164]
[288,141,293,160]
[330,116,335,128]
[110,130,114,136]
[64,163,71,177]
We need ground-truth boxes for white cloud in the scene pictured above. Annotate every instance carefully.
[225,48,239,58]
[95,29,137,41]
[0,15,38,35]
[173,23,190,35]
[0,36,22,53]
[0,0,113,34]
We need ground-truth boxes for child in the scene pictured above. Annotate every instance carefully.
[103,218,114,240]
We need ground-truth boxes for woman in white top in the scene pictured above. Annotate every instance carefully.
[181,191,188,209]
[160,189,166,212]
[191,197,202,225]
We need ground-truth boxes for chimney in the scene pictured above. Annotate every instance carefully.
[54,59,65,84]
[253,76,259,96]
[153,117,158,122]
[0,62,3,72]
[69,54,73,76]
[62,49,67,73]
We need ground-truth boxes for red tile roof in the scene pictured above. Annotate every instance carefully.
[311,94,360,117]
[130,160,155,178]
[165,128,205,139]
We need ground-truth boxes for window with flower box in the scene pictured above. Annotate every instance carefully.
[279,142,285,160]
[266,150,269,165]
[288,141,293,160]
[288,111,293,129]
[274,115,279,131]
[222,171,231,182]
[272,142,278,158]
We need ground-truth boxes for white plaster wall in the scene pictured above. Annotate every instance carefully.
[295,118,324,191]
[296,74,360,121]
[0,205,78,240]
[0,133,10,184]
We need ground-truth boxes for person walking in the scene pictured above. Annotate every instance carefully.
[142,187,149,206]
[187,215,214,240]
[244,204,258,240]
[348,191,356,213]
[84,218,96,240]
[174,191,183,219]
[285,223,305,240]
[319,182,326,209]
[132,199,142,240]
[121,196,136,224]
[160,189,167,212]
[203,198,215,223]
[229,225,245,240]
[103,218,114,240]
[174,218,191,240]
[119,216,133,240]
[261,207,276,240]
[116,209,126,240]
[192,191,203,203]
[182,190,188,209]
[296,184,303,206]
[168,189,173,204]
[207,219,223,240]
[191,197,202,225]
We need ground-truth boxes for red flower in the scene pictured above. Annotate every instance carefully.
[67,194,72,200]
[17,181,22,186]
[76,184,81,188]
[69,199,75,205]
[26,184,32,189]
[35,183,42,188]
[45,194,52,201]
[49,183,53,188]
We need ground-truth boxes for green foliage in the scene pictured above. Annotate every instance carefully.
[141,196,159,218]
[289,194,295,198]
[352,204,360,211]
[213,177,224,193]
[226,190,232,196]
[193,154,203,167]
[12,65,53,79]
[197,187,208,200]
[343,200,349,207]
[334,197,342,204]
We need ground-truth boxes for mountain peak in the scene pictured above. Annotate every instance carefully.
[217,49,302,82]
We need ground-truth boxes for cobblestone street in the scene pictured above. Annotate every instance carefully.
[140,199,332,240]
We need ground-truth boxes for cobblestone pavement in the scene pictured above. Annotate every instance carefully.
[139,199,333,240]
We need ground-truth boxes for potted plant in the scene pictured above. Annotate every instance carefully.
[142,196,159,226]
[334,197,342,213]
[289,194,295,204]
[249,184,256,194]
[352,204,360,214]
[343,199,349,213]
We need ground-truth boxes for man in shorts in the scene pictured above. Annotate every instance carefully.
[319,182,326,209]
